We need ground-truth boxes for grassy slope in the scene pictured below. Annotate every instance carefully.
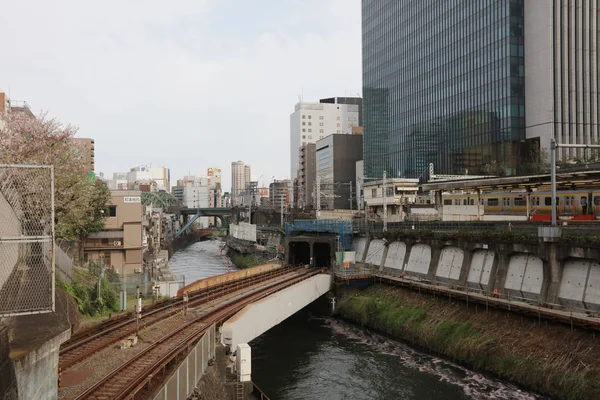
[338,286,600,400]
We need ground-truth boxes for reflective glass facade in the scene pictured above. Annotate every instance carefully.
[363,0,526,178]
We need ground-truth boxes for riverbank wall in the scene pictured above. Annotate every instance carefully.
[335,284,600,400]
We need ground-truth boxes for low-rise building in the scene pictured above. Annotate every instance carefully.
[83,190,143,276]
[316,134,363,210]
[269,180,291,210]
[363,178,419,222]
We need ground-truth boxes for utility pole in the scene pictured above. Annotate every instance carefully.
[348,181,353,210]
[280,196,284,228]
[316,174,321,218]
[383,170,388,232]
[551,138,557,226]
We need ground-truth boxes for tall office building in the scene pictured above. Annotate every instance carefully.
[362,0,599,178]
[231,161,250,206]
[290,99,360,181]
[73,138,95,173]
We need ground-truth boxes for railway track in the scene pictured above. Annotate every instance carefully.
[73,268,319,399]
[59,266,300,372]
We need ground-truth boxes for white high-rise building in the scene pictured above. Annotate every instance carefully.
[524,1,599,159]
[290,101,359,182]
[128,165,171,192]
[231,161,251,206]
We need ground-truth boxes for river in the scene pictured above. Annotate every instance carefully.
[170,241,544,400]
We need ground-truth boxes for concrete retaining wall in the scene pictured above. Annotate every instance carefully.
[558,259,600,311]
[382,241,407,275]
[153,324,216,400]
[405,243,431,277]
[435,247,464,283]
[354,237,600,311]
[364,239,385,267]
[230,223,257,242]
[178,263,280,296]
[353,238,368,263]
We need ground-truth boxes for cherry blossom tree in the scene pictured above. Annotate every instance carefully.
[0,111,110,253]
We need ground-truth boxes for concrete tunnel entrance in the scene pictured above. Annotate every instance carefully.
[289,242,310,266]
[313,242,332,268]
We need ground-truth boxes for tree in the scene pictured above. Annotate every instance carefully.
[0,111,110,258]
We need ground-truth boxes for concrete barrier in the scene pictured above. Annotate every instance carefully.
[558,259,600,311]
[383,241,407,275]
[353,238,368,263]
[504,253,544,300]
[405,243,431,277]
[467,250,496,291]
[435,247,464,283]
[230,223,257,242]
[177,263,281,296]
[585,262,600,311]
[364,239,386,267]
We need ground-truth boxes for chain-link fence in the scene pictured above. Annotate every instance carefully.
[0,165,54,317]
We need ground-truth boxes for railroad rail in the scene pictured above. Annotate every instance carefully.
[59,266,300,372]
[73,268,320,399]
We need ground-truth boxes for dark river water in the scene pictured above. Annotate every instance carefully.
[170,241,544,400]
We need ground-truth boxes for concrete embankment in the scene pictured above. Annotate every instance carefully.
[336,284,600,400]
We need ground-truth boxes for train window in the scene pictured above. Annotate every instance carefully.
[470,199,474,205]
[566,197,570,206]
[487,198,499,206]
[594,196,600,206]
[545,197,552,206]
[514,197,526,206]
[443,199,452,205]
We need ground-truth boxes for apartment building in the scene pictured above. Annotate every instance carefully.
[83,190,143,276]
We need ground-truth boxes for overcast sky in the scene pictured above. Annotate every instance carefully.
[0,0,361,192]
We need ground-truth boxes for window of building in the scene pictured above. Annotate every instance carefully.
[308,129,312,132]
[336,123,340,127]
[348,117,352,121]
[302,128,306,132]
[319,116,323,120]
[319,129,324,133]
[320,135,324,139]
[336,130,340,133]
[308,115,311,119]
[319,123,323,126]
[302,122,306,125]
[109,205,117,217]
[302,135,306,139]
[302,115,305,119]
[371,188,377,197]
[308,135,312,139]
[308,122,311,126]
[336,116,340,120]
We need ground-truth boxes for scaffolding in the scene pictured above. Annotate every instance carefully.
[285,219,353,251]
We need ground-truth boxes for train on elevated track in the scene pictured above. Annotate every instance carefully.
[441,189,600,221]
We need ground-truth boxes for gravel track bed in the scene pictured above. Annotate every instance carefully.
[58,271,306,399]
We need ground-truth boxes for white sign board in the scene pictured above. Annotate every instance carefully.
[124,196,141,203]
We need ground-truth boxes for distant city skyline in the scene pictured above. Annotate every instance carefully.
[0,0,361,193]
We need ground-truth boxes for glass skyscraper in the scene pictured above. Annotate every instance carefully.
[363,0,527,178]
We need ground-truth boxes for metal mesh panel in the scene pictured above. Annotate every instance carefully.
[0,165,54,317]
